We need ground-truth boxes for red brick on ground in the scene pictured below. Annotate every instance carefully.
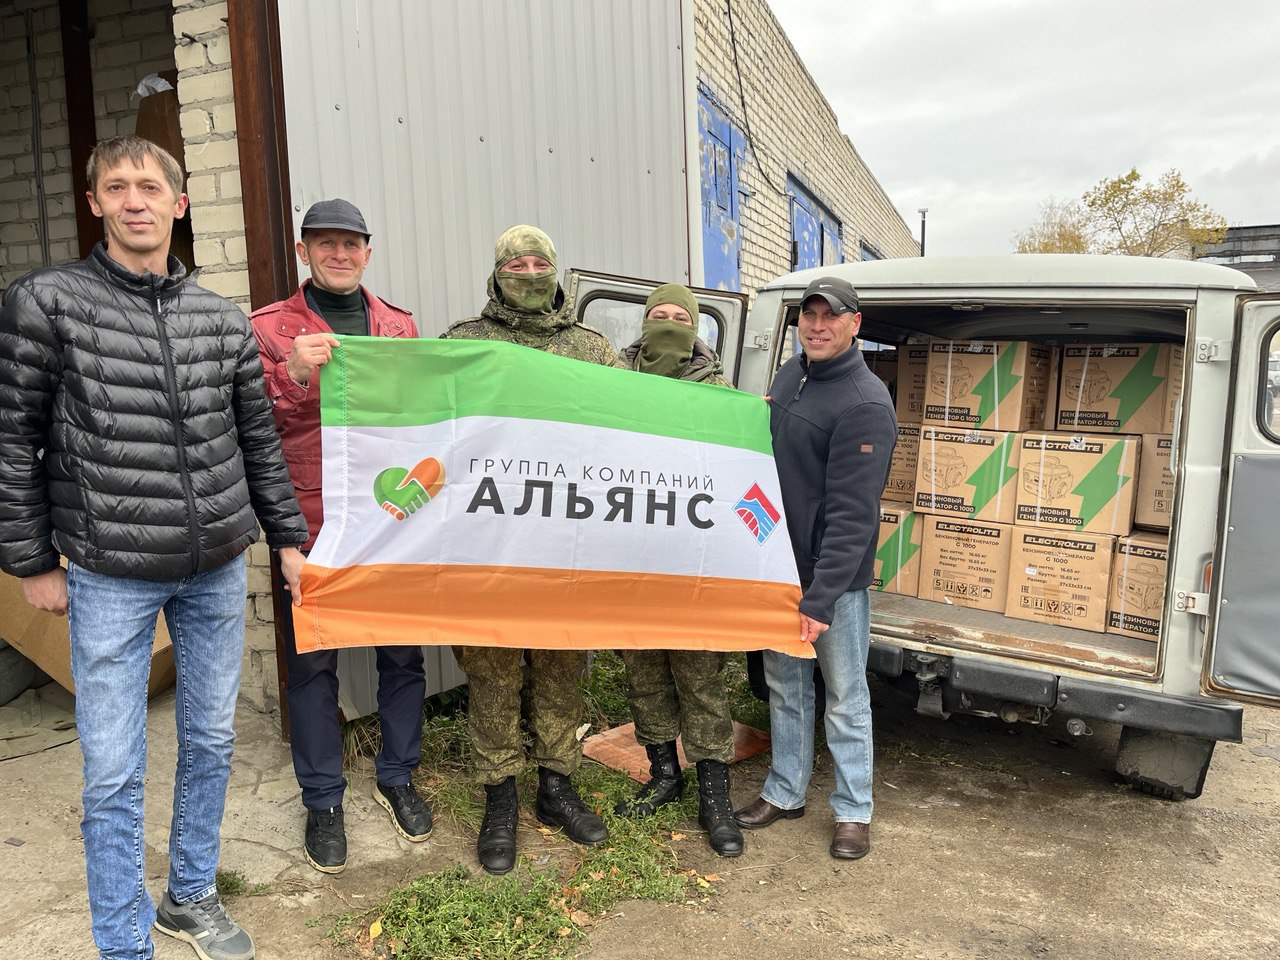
[583,721,771,782]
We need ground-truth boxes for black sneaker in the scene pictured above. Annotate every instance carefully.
[374,780,433,842]
[154,891,255,960]
[304,805,347,874]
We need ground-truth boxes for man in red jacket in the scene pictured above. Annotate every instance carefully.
[251,199,431,874]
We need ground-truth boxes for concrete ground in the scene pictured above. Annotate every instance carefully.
[1,680,1277,960]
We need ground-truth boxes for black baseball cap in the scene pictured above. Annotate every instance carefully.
[801,277,859,314]
[300,198,370,239]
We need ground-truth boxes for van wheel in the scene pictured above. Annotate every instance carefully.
[1114,726,1216,800]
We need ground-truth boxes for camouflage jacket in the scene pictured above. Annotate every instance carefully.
[444,274,625,368]
[621,336,731,387]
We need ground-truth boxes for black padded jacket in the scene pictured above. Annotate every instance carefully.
[769,343,897,624]
[0,244,307,581]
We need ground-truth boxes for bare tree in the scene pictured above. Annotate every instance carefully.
[1013,198,1091,254]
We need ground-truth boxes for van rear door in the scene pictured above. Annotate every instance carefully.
[1205,295,1280,706]
[565,270,749,383]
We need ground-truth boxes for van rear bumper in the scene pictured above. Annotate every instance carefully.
[747,643,1245,744]
[875,642,1244,743]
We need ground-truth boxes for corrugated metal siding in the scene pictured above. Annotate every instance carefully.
[276,0,690,715]
[277,0,691,335]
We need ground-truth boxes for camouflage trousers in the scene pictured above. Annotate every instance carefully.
[453,646,585,785]
[619,650,734,764]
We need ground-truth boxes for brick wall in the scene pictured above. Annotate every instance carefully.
[172,0,250,305]
[0,0,175,293]
[171,0,277,708]
[693,0,917,292]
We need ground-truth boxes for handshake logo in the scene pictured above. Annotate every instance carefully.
[373,457,446,521]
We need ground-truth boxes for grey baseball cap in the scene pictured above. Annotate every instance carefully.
[801,276,859,314]
[300,198,370,239]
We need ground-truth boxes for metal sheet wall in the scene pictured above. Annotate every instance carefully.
[277,0,691,714]
[277,0,692,337]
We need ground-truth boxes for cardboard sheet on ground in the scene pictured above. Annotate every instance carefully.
[293,339,810,658]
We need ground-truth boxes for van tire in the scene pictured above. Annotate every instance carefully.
[1114,726,1216,800]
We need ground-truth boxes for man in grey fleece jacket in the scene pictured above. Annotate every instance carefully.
[733,276,896,861]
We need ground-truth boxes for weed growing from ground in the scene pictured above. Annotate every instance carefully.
[215,869,270,899]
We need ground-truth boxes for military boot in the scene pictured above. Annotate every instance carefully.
[696,759,744,857]
[615,741,683,818]
[535,767,609,845]
[477,776,519,875]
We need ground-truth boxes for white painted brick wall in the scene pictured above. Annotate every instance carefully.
[693,0,918,293]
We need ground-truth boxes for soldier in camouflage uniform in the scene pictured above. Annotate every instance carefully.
[442,225,624,875]
[614,283,744,857]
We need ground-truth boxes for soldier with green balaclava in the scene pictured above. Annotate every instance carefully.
[443,225,623,876]
[614,283,743,858]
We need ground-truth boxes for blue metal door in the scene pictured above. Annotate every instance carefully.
[697,86,744,292]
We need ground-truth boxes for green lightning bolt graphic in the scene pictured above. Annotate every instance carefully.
[875,512,920,590]
[970,343,1022,426]
[965,434,1019,518]
[1071,442,1132,528]
[1108,347,1164,430]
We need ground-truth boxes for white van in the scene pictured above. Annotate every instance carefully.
[569,255,1278,800]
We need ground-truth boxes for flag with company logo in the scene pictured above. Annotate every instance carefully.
[292,338,811,657]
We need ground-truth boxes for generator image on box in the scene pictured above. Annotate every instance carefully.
[920,448,968,489]
[1021,455,1074,502]
[928,364,975,400]
[1121,562,1166,612]
[1062,365,1112,406]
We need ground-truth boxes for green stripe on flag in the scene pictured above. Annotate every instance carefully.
[318,337,774,455]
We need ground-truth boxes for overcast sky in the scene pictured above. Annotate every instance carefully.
[768,0,1280,256]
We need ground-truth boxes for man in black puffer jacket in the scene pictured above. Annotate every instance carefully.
[0,136,307,960]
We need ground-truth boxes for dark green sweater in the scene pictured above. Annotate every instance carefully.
[305,284,368,337]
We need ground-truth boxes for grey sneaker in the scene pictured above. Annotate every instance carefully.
[154,891,255,960]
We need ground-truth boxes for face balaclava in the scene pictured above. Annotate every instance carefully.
[493,225,558,314]
[636,284,701,378]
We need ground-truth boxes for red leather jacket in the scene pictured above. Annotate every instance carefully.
[251,281,418,549]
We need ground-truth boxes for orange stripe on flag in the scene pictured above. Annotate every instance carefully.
[293,563,813,658]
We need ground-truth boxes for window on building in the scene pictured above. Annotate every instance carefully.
[786,175,842,270]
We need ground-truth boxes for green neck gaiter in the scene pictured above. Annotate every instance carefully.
[637,320,698,378]
[495,268,558,314]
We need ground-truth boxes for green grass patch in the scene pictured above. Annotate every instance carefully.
[722,653,770,732]
[333,763,708,959]
[581,650,631,730]
[215,869,270,899]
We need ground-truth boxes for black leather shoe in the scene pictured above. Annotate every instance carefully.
[535,767,608,845]
[304,806,347,874]
[733,796,805,830]
[696,760,744,857]
[375,780,433,842]
[478,776,519,875]
[615,741,683,818]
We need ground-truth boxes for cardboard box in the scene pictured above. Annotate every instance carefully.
[1015,433,1140,537]
[894,345,930,424]
[1006,527,1115,632]
[865,349,898,395]
[1107,533,1169,640]
[883,425,920,503]
[918,516,1012,612]
[1135,434,1174,529]
[922,340,1052,431]
[0,571,176,698]
[873,503,922,596]
[1043,344,1061,428]
[914,427,1019,523]
[1056,343,1184,435]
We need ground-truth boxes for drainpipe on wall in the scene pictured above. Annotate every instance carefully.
[21,4,52,268]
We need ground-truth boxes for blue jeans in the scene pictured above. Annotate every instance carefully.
[761,588,873,823]
[67,555,247,960]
